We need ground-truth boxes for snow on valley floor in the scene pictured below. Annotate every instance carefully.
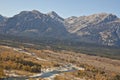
[2,46,85,80]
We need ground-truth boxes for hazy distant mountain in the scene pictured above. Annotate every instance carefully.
[0,10,68,38]
[0,10,120,46]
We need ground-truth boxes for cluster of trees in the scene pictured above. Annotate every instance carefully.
[0,52,41,73]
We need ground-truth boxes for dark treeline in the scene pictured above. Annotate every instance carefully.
[0,34,120,60]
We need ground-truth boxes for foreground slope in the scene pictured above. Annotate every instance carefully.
[0,44,120,80]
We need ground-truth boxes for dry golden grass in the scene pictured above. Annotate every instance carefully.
[1,45,120,79]
[26,48,120,74]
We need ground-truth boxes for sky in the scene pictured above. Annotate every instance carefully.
[0,0,120,18]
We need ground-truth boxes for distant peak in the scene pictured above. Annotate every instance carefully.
[19,11,29,14]
[0,14,8,18]
[47,11,64,21]
[31,10,42,14]
[19,10,42,15]
[49,11,56,14]
[47,11,58,16]
[0,15,3,18]
[106,13,118,18]
[32,10,39,12]
[88,13,118,18]
[96,13,118,20]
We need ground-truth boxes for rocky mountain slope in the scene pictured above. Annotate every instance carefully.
[0,15,8,24]
[65,13,120,46]
[0,15,7,23]
[0,10,120,46]
[0,10,68,38]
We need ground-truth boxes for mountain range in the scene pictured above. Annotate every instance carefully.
[0,10,120,46]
